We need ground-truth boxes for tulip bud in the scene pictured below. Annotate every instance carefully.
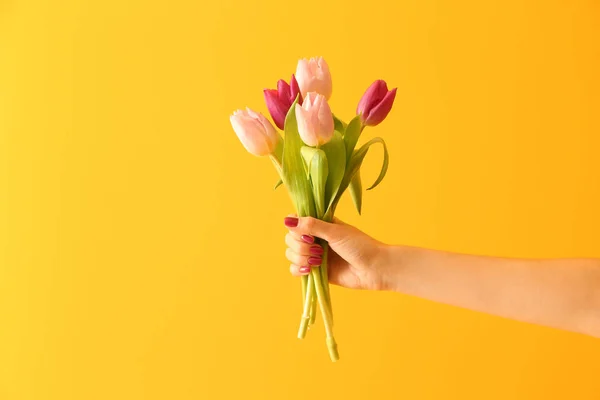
[230,108,281,156]
[263,75,302,130]
[294,92,334,147]
[356,80,397,127]
[295,57,333,101]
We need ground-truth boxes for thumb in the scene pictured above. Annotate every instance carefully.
[284,216,346,243]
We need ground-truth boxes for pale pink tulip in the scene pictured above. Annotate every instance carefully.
[295,57,333,100]
[294,92,334,147]
[230,108,280,156]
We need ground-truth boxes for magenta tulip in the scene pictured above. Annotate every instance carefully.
[295,57,333,101]
[230,108,281,157]
[264,75,302,130]
[356,80,397,127]
[294,92,334,147]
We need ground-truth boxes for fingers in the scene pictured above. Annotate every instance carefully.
[285,232,323,256]
[286,229,316,245]
[283,215,343,243]
[285,231,325,278]
[285,244,323,267]
[289,264,311,277]
[283,215,352,279]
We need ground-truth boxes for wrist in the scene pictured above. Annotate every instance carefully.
[375,244,420,292]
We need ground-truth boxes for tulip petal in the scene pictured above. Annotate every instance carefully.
[251,108,279,146]
[308,96,321,137]
[316,97,334,145]
[230,108,279,157]
[295,103,317,147]
[231,114,264,156]
[295,59,310,97]
[357,80,388,120]
[290,74,302,104]
[277,79,291,105]
[364,88,397,127]
[295,57,332,100]
[264,89,287,130]
[303,92,316,108]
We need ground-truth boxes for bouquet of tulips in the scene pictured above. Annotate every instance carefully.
[230,57,396,361]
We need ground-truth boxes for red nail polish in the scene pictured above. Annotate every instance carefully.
[307,256,322,266]
[309,246,323,256]
[299,266,311,274]
[301,235,314,244]
[284,217,298,228]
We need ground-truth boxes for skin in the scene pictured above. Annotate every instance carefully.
[284,216,600,339]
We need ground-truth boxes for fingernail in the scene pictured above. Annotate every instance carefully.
[307,256,322,266]
[301,235,314,244]
[299,266,311,274]
[284,217,298,228]
[309,246,323,256]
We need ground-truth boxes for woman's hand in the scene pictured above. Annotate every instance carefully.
[283,215,393,290]
[282,215,600,338]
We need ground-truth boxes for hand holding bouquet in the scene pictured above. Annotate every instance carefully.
[230,57,396,361]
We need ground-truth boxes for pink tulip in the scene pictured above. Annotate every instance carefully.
[356,80,397,127]
[263,75,302,130]
[295,57,333,101]
[294,92,334,147]
[230,108,280,156]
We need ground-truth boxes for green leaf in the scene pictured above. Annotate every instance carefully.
[300,146,319,171]
[281,97,316,217]
[321,131,346,215]
[333,114,347,134]
[298,147,312,180]
[349,172,363,215]
[270,153,284,190]
[332,137,389,211]
[343,116,363,164]
[363,138,389,190]
[301,146,328,218]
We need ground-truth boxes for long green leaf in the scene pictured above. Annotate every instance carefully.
[332,137,389,210]
[343,116,362,163]
[363,138,389,190]
[301,147,328,218]
[321,131,346,216]
[281,97,316,217]
[349,172,363,215]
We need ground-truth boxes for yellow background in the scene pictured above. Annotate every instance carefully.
[1,0,599,399]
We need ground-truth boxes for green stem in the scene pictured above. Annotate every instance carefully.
[311,269,339,362]
[319,214,334,325]
[301,275,308,306]
[320,241,330,300]
[320,241,333,324]
[297,274,313,339]
[309,283,317,325]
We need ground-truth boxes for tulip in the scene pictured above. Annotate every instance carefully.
[264,75,302,130]
[356,80,397,127]
[295,57,333,101]
[294,92,334,147]
[230,108,281,157]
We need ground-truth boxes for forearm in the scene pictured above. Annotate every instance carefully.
[380,245,600,337]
